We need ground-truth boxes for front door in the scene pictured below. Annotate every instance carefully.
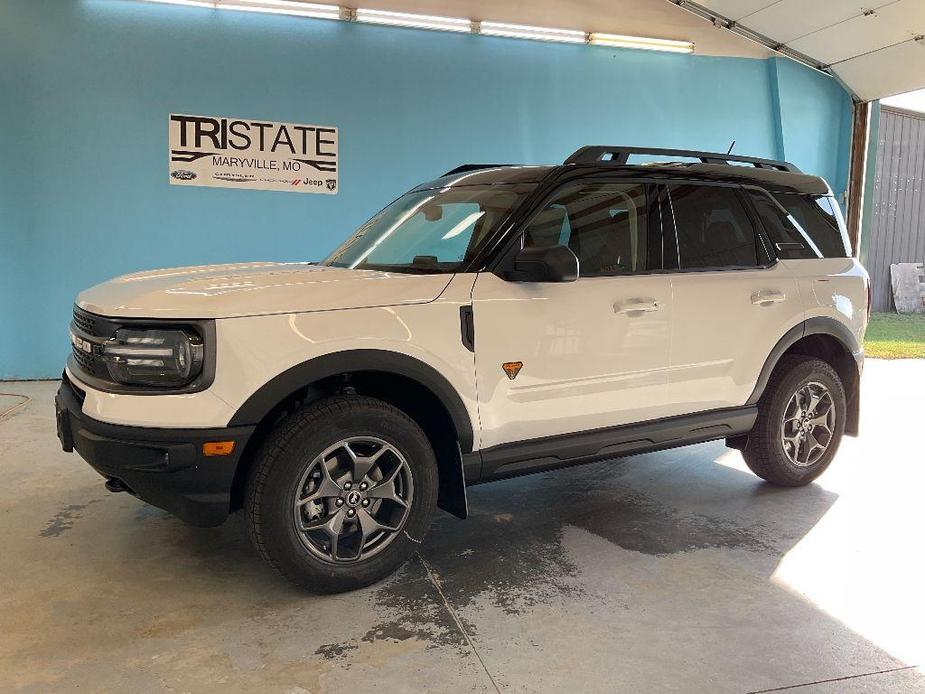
[471,180,674,452]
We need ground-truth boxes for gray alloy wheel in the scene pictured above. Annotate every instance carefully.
[741,354,846,487]
[779,381,836,467]
[246,395,438,592]
[293,436,414,564]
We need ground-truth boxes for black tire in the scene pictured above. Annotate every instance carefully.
[742,355,846,487]
[245,395,438,592]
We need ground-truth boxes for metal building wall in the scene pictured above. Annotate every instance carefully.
[868,106,925,311]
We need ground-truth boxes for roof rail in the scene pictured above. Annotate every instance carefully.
[442,163,515,177]
[564,146,800,173]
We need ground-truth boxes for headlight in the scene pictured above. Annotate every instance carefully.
[102,328,204,387]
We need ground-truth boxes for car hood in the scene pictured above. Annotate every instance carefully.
[76,262,453,319]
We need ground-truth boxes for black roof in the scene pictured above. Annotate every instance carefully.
[421,146,831,196]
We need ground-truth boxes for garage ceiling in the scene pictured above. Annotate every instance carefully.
[358,0,925,100]
[149,0,925,100]
[678,0,925,101]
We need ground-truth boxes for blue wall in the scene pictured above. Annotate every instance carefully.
[767,57,853,199]
[1,0,853,378]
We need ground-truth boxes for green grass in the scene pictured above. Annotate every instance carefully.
[864,312,925,359]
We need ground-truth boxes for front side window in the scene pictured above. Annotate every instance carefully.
[522,182,654,276]
[324,186,529,273]
[668,184,760,269]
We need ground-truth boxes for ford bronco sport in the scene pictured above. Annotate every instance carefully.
[56,146,868,592]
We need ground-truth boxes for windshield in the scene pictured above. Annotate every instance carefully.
[323,186,529,273]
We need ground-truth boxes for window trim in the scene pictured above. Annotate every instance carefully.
[735,187,777,266]
[661,180,779,275]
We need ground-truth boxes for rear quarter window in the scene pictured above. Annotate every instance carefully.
[770,193,850,258]
[747,191,817,259]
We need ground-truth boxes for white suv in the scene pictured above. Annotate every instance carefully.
[56,146,869,592]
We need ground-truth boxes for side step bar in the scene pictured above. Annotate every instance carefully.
[474,406,758,481]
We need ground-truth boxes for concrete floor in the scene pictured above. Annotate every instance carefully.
[1,360,923,693]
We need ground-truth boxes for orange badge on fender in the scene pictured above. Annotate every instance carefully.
[502,361,523,380]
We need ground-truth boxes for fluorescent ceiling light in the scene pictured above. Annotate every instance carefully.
[141,0,216,8]
[480,21,586,44]
[134,1,694,55]
[220,0,341,20]
[590,32,693,53]
[356,8,471,32]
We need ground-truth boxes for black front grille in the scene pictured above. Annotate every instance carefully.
[70,306,114,380]
[72,345,95,371]
[72,308,96,335]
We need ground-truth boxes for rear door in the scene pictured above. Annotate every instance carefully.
[664,182,803,411]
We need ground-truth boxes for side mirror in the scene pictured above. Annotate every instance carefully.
[507,245,579,283]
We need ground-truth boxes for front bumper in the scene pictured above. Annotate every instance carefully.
[55,375,255,527]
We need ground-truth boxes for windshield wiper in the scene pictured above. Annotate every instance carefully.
[357,263,453,275]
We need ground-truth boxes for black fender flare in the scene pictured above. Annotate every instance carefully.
[746,317,862,435]
[747,317,860,405]
[228,349,475,453]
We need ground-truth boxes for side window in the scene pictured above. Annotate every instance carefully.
[772,193,850,258]
[524,203,571,249]
[668,184,760,269]
[747,190,819,259]
[522,183,653,276]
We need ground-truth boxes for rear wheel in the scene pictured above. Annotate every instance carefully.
[245,395,438,592]
[742,355,846,486]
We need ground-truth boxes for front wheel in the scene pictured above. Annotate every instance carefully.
[245,395,438,592]
[742,355,846,486]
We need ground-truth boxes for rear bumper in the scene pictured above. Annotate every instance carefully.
[55,375,254,527]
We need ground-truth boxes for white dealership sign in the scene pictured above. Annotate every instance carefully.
[168,114,338,194]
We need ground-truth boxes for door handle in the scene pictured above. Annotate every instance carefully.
[615,299,660,314]
[751,290,786,305]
